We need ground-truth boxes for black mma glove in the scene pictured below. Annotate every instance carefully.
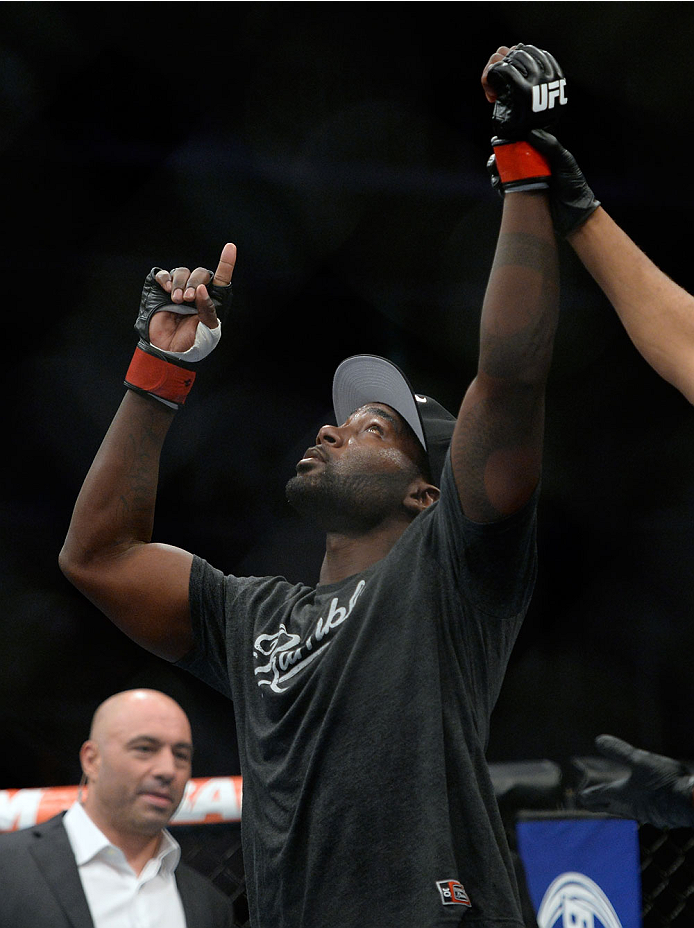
[529,130,600,237]
[484,44,567,195]
[486,43,567,139]
[577,734,694,830]
[124,267,232,409]
[488,130,600,237]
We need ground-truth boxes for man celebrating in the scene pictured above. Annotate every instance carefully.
[0,689,234,927]
[60,46,562,927]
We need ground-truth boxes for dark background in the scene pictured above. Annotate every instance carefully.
[3,1,694,790]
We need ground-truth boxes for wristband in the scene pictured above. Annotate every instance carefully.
[124,345,197,409]
[492,140,551,191]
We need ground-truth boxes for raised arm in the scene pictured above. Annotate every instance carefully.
[451,45,561,522]
[570,208,694,403]
[59,244,236,661]
[453,191,558,522]
[526,128,694,405]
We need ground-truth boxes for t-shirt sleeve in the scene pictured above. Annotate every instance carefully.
[175,555,234,699]
[434,450,539,620]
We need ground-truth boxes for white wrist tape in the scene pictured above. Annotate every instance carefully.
[152,308,222,362]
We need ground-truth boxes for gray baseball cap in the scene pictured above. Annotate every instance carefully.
[332,354,456,487]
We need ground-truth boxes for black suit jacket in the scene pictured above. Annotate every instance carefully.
[0,813,235,928]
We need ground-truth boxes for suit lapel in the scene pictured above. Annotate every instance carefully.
[176,864,203,928]
[29,814,95,928]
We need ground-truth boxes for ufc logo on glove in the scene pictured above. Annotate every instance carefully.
[532,79,567,112]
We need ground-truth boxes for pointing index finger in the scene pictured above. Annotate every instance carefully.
[213,242,237,287]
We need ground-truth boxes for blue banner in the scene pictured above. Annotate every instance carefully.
[516,815,641,928]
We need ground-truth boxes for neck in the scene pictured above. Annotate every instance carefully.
[81,803,163,876]
[318,519,411,585]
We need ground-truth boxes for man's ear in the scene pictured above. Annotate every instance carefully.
[80,740,99,780]
[403,478,440,516]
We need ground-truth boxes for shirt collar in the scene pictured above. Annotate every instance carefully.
[63,802,181,872]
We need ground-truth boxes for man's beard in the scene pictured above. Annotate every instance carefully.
[285,466,412,534]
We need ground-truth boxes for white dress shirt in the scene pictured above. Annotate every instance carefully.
[63,802,187,928]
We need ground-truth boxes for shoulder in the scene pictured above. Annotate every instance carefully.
[0,815,72,890]
[0,813,67,851]
[192,555,305,595]
[0,827,29,853]
[190,554,311,619]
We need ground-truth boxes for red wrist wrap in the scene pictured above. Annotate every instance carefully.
[125,346,196,406]
[494,141,551,184]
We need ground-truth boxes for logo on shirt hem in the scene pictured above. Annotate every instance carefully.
[436,879,472,908]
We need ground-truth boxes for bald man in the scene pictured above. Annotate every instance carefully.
[0,689,235,928]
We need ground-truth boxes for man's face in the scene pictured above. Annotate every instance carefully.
[286,403,425,532]
[83,693,193,839]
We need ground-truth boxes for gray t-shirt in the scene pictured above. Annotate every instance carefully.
[178,457,537,928]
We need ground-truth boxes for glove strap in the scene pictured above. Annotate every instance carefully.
[493,141,551,190]
[124,345,197,409]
